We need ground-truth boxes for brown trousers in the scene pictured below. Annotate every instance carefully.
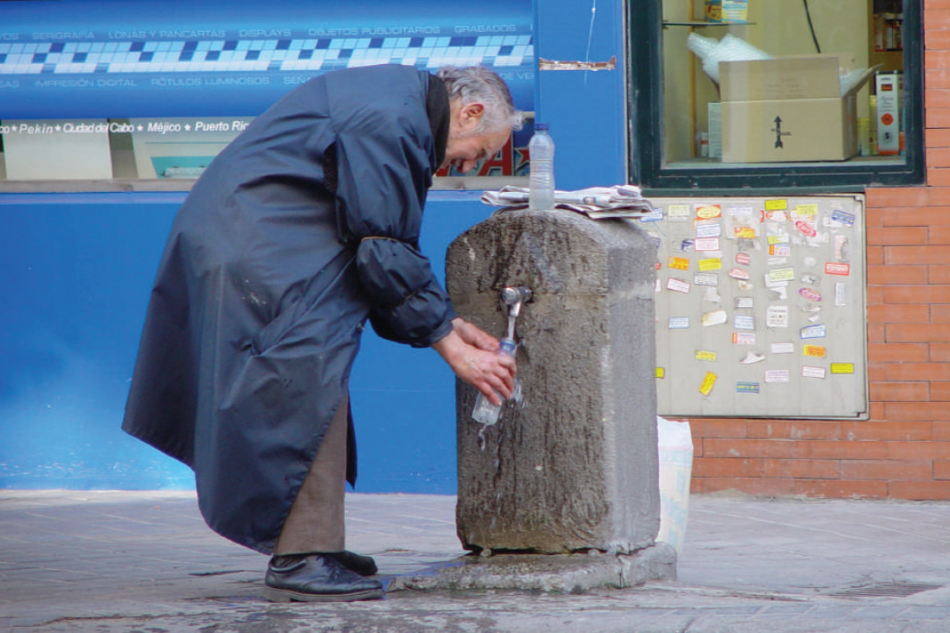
[273,392,348,555]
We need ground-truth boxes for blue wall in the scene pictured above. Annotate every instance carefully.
[0,192,492,492]
[0,0,628,493]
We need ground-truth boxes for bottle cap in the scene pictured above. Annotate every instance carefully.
[534,122,549,131]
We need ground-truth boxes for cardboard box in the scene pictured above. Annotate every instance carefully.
[719,55,875,163]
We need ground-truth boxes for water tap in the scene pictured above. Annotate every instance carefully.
[500,286,532,318]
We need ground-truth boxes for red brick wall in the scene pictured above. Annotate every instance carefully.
[689,3,950,499]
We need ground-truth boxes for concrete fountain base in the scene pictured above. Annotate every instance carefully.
[389,542,677,594]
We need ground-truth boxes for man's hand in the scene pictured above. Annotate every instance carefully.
[432,318,516,405]
[451,317,502,351]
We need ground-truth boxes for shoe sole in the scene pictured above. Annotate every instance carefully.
[263,586,385,603]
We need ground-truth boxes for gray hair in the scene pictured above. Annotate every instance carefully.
[437,65,525,134]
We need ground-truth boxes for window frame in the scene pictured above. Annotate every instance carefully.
[627,0,924,196]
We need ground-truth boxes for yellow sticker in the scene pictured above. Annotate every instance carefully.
[734,227,756,239]
[699,371,717,396]
[796,203,819,217]
[695,350,717,362]
[831,363,855,374]
[764,199,788,211]
[667,204,691,220]
[698,258,722,271]
[656,367,665,379]
[668,256,690,270]
[696,204,722,219]
[803,345,826,358]
[768,267,795,283]
[767,235,787,245]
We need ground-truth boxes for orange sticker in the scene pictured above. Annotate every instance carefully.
[696,204,722,220]
[668,256,690,271]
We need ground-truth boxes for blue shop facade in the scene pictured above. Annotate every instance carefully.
[0,0,626,492]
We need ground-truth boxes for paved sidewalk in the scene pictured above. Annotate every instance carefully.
[3,490,950,632]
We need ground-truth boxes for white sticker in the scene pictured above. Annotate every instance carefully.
[694,237,721,252]
[702,310,728,326]
[667,277,691,294]
[835,235,850,262]
[734,315,755,330]
[766,305,789,328]
[801,324,827,339]
[696,222,722,238]
[694,272,720,287]
[765,370,790,383]
[735,297,754,309]
[835,282,847,307]
[669,316,690,329]
[739,350,766,364]
[769,286,789,300]
[771,342,795,354]
[733,332,756,345]
[802,365,827,379]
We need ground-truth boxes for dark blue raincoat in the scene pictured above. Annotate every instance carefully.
[122,65,456,553]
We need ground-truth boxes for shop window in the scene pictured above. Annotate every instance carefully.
[629,0,922,193]
[0,0,533,192]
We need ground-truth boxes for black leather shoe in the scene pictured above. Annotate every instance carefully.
[328,550,378,577]
[264,554,384,602]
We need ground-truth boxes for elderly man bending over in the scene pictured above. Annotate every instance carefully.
[122,64,523,602]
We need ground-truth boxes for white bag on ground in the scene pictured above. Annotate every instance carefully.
[656,416,694,554]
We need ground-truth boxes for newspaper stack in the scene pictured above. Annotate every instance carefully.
[480,185,654,220]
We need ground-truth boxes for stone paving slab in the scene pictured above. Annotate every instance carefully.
[3,491,950,632]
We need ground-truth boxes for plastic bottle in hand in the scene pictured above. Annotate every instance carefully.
[528,123,555,210]
[471,337,518,426]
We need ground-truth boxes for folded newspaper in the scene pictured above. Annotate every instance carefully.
[480,185,654,219]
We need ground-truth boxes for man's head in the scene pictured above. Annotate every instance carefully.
[437,66,524,174]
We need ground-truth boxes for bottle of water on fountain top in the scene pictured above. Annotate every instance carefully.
[528,123,555,211]
[471,337,518,426]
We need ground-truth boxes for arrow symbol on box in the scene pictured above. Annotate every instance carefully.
[772,116,791,149]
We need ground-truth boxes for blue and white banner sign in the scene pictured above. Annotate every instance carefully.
[0,0,534,119]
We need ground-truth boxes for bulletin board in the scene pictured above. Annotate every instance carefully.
[646,195,868,419]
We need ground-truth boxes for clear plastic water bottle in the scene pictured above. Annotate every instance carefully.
[528,123,555,211]
[471,337,518,426]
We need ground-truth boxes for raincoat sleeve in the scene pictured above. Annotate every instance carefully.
[333,119,456,348]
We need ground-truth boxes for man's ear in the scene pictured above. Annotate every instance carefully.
[458,103,485,130]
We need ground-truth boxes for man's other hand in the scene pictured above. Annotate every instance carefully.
[431,319,516,405]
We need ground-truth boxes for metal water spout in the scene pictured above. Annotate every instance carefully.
[501,286,532,339]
